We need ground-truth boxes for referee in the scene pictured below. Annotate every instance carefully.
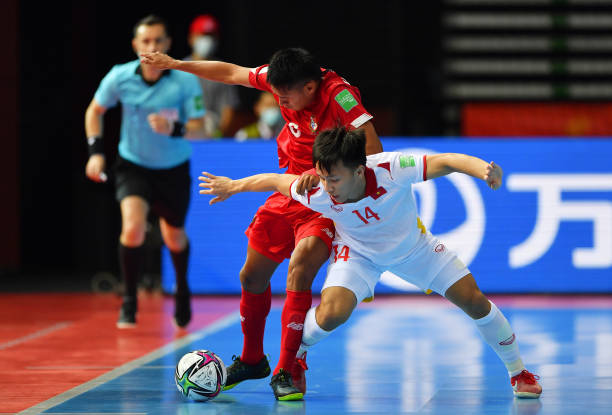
[84,15,205,329]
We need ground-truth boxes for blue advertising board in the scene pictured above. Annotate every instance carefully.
[162,138,612,294]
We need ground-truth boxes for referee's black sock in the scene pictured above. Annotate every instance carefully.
[119,243,145,300]
[170,241,190,297]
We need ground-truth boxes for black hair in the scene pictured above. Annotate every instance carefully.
[313,127,367,173]
[266,48,323,89]
[133,15,170,37]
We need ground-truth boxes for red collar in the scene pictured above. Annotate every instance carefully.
[364,167,387,200]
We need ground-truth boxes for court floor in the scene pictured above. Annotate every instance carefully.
[1,293,611,415]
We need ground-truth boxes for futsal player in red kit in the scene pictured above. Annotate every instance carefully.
[140,48,383,400]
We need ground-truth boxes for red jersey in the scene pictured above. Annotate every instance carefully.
[248,65,373,174]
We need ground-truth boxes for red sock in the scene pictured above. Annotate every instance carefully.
[240,286,271,364]
[274,289,312,375]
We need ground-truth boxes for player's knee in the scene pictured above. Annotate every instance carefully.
[316,301,351,331]
[286,263,315,291]
[239,266,268,293]
[468,290,490,319]
[163,232,187,252]
[120,222,146,246]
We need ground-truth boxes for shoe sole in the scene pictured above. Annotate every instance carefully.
[116,322,136,329]
[276,392,303,401]
[514,391,541,398]
[222,382,240,391]
[223,365,271,391]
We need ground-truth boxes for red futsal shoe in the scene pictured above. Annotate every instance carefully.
[511,369,542,398]
[291,352,308,394]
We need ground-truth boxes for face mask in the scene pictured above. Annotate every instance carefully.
[193,35,217,58]
[261,107,281,126]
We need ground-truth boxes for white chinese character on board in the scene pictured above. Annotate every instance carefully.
[507,174,612,269]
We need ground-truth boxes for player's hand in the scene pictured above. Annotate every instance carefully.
[484,161,503,190]
[139,52,176,69]
[85,154,107,183]
[295,173,320,195]
[148,113,172,135]
[198,172,234,205]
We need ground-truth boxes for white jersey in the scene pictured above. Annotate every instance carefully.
[290,152,427,266]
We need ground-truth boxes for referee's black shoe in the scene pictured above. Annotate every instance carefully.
[269,369,303,401]
[173,293,191,328]
[117,297,137,329]
[223,355,271,390]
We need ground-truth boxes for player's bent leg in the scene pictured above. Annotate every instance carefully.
[223,246,277,391]
[117,196,148,328]
[316,286,358,331]
[444,274,542,398]
[273,236,329,399]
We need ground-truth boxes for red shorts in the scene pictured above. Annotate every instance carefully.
[245,192,335,263]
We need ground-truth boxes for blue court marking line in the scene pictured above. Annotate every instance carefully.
[17,312,240,415]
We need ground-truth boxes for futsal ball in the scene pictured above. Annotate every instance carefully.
[175,350,227,401]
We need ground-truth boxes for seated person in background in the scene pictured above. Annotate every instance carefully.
[187,14,240,137]
[235,92,285,141]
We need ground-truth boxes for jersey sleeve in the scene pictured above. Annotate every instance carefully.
[181,73,206,120]
[330,86,373,129]
[93,65,121,109]
[390,152,427,187]
[290,178,327,214]
[248,65,273,93]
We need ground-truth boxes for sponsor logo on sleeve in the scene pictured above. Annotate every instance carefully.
[400,155,415,168]
[194,95,204,111]
[334,89,358,112]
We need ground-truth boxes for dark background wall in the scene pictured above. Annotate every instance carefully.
[1,0,443,283]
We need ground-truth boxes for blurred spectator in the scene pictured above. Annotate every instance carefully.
[235,92,284,141]
[186,14,240,137]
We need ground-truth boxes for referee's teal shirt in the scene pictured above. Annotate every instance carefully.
[94,60,205,169]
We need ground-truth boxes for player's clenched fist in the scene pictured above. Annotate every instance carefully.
[140,51,176,69]
[147,113,172,135]
[85,154,106,183]
[484,161,503,190]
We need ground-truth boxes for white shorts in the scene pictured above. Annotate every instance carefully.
[322,231,470,303]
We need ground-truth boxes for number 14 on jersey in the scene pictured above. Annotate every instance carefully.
[352,207,380,224]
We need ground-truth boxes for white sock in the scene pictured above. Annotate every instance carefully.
[297,307,333,358]
[474,300,525,377]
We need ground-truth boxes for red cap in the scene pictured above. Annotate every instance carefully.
[189,15,220,35]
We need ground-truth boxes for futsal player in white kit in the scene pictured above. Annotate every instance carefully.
[199,126,542,398]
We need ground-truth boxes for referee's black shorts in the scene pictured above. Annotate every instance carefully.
[114,156,191,228]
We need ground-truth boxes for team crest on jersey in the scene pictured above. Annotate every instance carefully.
[310,115,318,133]
[331,204,343,212]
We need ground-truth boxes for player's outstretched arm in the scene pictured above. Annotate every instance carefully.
[198,172,299,205]
[139,52,253,87]
[425,153,503,190]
